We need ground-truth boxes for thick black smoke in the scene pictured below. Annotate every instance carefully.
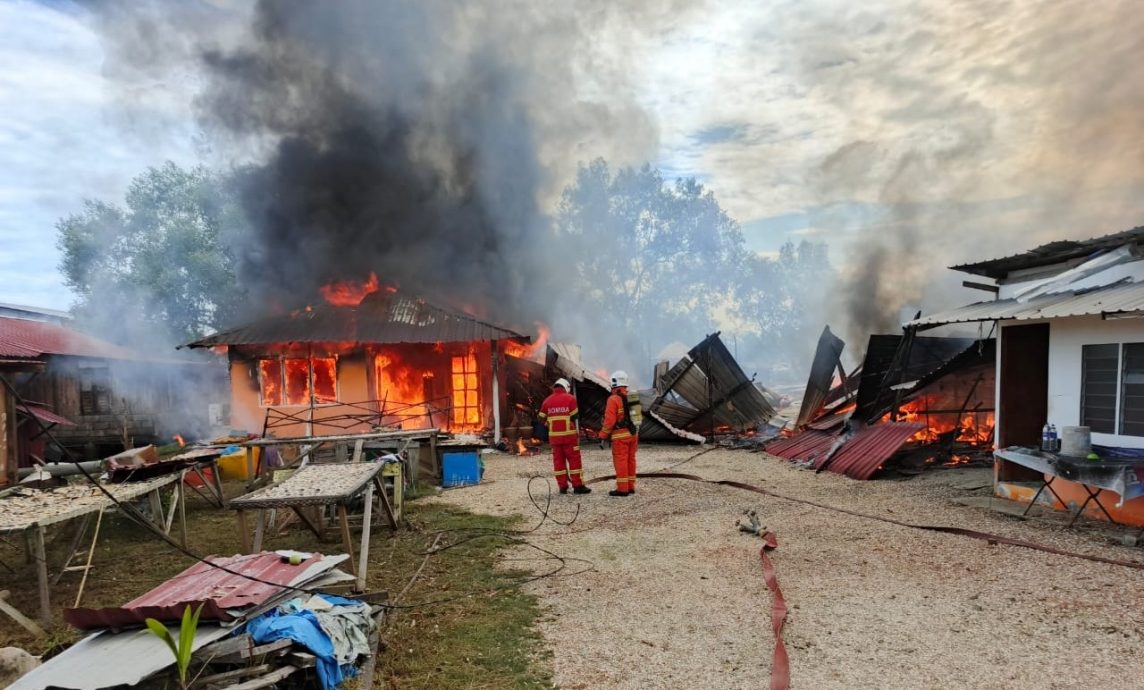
[194,1,554,320]
[94,0,678,330]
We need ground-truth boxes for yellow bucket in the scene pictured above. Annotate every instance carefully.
[218,447,260,481]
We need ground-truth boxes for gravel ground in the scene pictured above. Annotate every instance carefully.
[430,445,1144,690]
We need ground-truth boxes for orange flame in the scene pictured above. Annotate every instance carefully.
[504,323,551,362]
[320,272,381,307]
[883,396,995,446]
[173,434,186,448]
[516,438,527,455]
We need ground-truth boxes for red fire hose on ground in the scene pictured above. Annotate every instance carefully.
[587,467,1144,690]
[757,530,790,690]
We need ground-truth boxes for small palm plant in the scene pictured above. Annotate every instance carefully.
[145,604,204,690]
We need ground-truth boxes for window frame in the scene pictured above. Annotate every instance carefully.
[1080,343,1120,434]
[257,356,339,408]
[450,354,481,427]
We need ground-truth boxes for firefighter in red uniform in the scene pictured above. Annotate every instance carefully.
[538,378,591,495]
[599,370,640,496]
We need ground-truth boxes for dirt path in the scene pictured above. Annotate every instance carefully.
[431,446,1144,690]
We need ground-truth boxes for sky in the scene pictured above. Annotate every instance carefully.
[2,0,1143,328]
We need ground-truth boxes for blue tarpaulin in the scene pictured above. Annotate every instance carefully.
[246,594,365,690]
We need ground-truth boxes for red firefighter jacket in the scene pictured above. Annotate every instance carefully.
[600,389,634,440]
[539,390,579,445]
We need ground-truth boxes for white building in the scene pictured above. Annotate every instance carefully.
[910,226,1144,524]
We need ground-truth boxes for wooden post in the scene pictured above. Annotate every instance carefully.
[351,439,364,463]
[237,510,251,554]
[491,341,502,444]
[31,525,50,626]
[245,446,256,488]
[73,508,104,608]
[428,431,438,488]
[0,590,45,637]
[337,505,356,577]
[148,488,165,532]
[210,458,227,508]
[356,483,373,592]
[179,478,188,547]
[252,511,267,553]
[164,482,180,534]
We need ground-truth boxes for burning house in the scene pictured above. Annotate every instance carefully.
[0,309,214,481]
[908,225,1144,527]
[185,281,536,443]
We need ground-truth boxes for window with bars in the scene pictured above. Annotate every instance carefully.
[79,373,112,416]
[1121,344,1144,437]
[451,354,481,426]
[258,357,337,406]
[1081,344,1118,434]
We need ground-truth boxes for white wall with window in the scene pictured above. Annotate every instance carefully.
[1044,315,1144,449]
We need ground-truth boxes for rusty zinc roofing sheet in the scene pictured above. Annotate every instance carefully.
[187,290,527,347]
[64,552,332,630]
[821,423,924,480]
[765,430,839,461]
[0,316,144,360]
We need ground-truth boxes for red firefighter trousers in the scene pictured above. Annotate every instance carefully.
[611,436,638,492]
[552,442,586,490]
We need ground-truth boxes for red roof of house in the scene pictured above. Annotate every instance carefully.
[0,316,142,361]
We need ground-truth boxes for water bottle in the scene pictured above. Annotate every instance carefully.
[1049,424,1058,452]
[1041,423,1051,451]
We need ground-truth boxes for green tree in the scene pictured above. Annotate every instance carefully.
[57,162,245,343]
[732,239,833,380]
[555,159,747,364]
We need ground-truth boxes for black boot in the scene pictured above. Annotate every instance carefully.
[573,485,592,494]
[559,486,568,494]
[608,489,631,497]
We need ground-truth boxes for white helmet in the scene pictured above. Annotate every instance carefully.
[609,370,629,389]
[553,378,571,391]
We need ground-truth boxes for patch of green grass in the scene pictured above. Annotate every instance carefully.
[0,482,553,690]
[377,503,554,689]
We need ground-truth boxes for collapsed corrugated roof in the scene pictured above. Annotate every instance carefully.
[186,289,528,348]
[951,225,1144,279]
[645,332,775,437]
[796,326,845,428]
[853,334,976,423]
[765,422,923,480]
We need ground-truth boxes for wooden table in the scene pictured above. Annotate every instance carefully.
[229,462,398,592]
[0,471,189,628]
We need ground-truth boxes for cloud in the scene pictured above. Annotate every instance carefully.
[0,0,199,309]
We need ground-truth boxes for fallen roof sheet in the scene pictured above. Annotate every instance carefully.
[64,552,344,629]
[820,423,925,480]
[16,403,74,427]
[648,333,776,436]
[854,334,975,423]
[765,422,924,480]
[640,409,705,444]
[908,280,1144,328]
[951,225,1144,279]
[187,289,527,348]
[8,624,232,690]
[796,326,845,428]
[764,430,839,462]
